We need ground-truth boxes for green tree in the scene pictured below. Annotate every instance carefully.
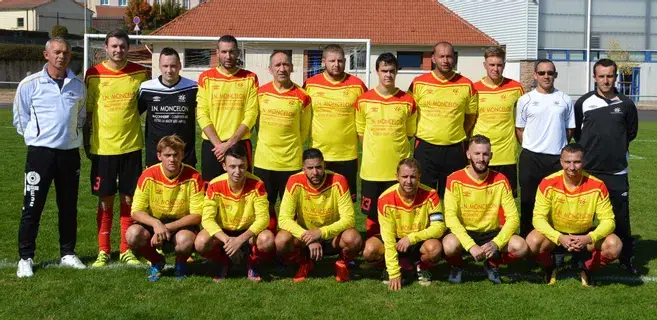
[152,0,187,29]
[50,25,68,39]
[125,0,154,31]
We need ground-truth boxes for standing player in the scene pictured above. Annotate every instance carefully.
[356,53,417,240]
[276,149,362,282]
[253,50,311,229]
[574,58,639,274]
[472,47,524,197]
[197,35,259,182]
[304,44,367,202]
[84,29,149,267]
[526,143,621,286]
[195,144,275,282]
[14,37,86,277]
[126,135,203,281]
[408,42,478,198]
[515,59,575,237]
[362,158,445,291]
[442,135,527,284]
[138,47,198,167]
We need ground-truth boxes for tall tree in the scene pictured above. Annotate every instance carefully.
[125,0,154,31]
[152,0,187,29]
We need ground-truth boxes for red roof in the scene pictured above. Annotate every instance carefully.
[0,0,52,10]
[95,5,127,18]
[152,0,496,46]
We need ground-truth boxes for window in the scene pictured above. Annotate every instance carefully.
[550,50,567,60]
[569,51,585,61]
[118,0,127,6]
[100,0,109,5]
[184,49,212,68]
[590,35,601,49]
[183,0,189,9]
[651,52,657,62]
[17,18,24,28]
[349,50,366,70]
[397,52,422,70]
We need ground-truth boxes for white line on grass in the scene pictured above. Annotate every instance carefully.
[630,154,646,160]
[2,259,657,284]
[635,139,657,142]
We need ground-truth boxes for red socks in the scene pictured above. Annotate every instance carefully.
[535,250,553,268]
[446,254,464,267]
[202,245,230,265]
[97,205,113,253]
[489,252,520,268]
[139,245,165,265]
[248,245,275,266]
[119,202,134,253]
[585,250,615,271]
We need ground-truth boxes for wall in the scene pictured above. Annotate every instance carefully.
[0,10,37,31]
[0,60,46,83]
[38,0,94,35]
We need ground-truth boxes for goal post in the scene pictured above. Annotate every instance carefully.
[83,34,372,87]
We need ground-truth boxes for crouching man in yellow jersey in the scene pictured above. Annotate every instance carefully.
[195,144,275,282]
[363,158,446,291]
[275,149,362,283]
[126,135,204,281]
[526,143,621,287]
[442,135,528,285]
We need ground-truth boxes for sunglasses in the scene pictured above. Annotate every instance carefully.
[537,71,556,76]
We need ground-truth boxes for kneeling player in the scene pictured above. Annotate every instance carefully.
[275,149,362,282]
[526,143,621,287]
[442,135,528,284]
[362,158,445,291]
[195,144,275,282]
[126,135,204,281]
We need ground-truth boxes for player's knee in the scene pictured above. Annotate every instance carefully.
[175,232,196,253]
[508,236,529,258]
[194,232,212,253]
[441,234,461,257]
[422,239,443,260]
[524,230,544,254]
[126,225,147,248]
[257,230,276,252]
[340,228,362,251]
[274,231,294,253]
[603,234,623,259]
[362,238,382,261]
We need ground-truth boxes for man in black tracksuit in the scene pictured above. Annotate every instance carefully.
[574,58,639,274]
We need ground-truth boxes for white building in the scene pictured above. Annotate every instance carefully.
[0,0,93,35]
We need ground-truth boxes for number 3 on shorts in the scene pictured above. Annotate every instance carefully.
[93,177,102,191]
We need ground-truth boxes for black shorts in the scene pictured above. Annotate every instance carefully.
[325,159,358,202]
[201,139,253,182]
[90,150,142,197]
[414,138,467,198]
[139,220,199,253]
[360,179,396,219]
[375,236,424,261]
[466,230,500,246]
[253,167,298,205]
[490,164,518,198]
[304,238,341,257]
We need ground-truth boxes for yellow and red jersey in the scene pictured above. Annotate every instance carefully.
[533,170,615,244]
[304,72,367,161]
[408,72,478,145]
[356,88,417,181]
[278,170,354,240]
[196,67,259,141]
[378,184,445,279]
[472,78,524,165]
[85,61,149,155]
[254,82,312,171]
[131,163,204,220]
[444,167,519,250]
[202,172,269,237]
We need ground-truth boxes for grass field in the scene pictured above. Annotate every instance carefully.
[1,108,656,319]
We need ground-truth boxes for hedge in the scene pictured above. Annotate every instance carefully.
[0,43,83,61]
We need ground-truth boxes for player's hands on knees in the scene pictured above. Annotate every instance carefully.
[223,236,245,257]
[308,242,323,261]
[301,229,322,246]
[571,234,592,251]
[558,234,579,252]
[389,276,402,291]
[469,245,485,261]
[151,221,171,247]
[396,237,411,253]
[481,241,499,259]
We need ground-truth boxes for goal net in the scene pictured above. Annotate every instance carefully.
[84,35,371,87]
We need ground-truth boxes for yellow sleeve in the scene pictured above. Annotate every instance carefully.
[130,180,150,215]
[532,189,562,244]
[188,180,204,216]
[196,75,212,130]
[248,188,270,236]
[319,188,355,240]
[300,102,312,144]
[379,206,401,280]
[201,190,223,237]
[444,186,476,251]
[406,103,418,137]
[241,78,259,129]
[355,100,365,136]
[466,88,478,115]
[278,187,307,240]
[492,183,520,248]
[407,198,445,244]
[589,191,616,243]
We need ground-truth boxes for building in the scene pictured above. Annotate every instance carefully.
[0,0,93,35]
[147,0,496,89]
[439,0,657,102]
[81,0,204,16]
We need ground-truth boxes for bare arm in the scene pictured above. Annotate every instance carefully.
[464,114,477,136]
[515,127,524,145]
[164,214,201,232]
[202,125,222,147]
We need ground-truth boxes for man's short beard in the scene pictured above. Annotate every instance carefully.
[469,159,489,174]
